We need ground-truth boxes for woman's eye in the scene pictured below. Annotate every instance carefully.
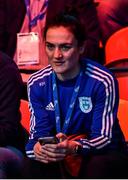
[60,45,72,51]
[46,44,54,50]
[46,43,72,51]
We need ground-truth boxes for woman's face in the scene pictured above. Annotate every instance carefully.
[45,26,84,80]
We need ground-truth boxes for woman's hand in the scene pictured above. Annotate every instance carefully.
[33,133,82,163]
[56,132,82,155]
[33,141,49,163]
[33,136,67,163]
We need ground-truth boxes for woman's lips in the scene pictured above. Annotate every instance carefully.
[54,61,65,66]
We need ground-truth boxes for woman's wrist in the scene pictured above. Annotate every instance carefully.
[71,141,82,155]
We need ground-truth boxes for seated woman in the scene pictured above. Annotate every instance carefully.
[25,12,128,178]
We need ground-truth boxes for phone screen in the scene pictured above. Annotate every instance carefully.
[38,136,58,145]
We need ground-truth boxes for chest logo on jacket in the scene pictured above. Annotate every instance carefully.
[45,102,55,111]
[79,97,92,113]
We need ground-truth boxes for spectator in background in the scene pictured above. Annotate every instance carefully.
[25,12,128,179]
[0,51,28,178]
[0,0,101,67]
[96,0,128,46]
[0,0,26,58]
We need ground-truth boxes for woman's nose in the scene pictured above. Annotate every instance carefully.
[53,47,63,58]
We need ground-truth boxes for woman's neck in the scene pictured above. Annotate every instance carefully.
[56,65,81,81]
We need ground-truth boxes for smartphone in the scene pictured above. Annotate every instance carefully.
[38,136,58,145]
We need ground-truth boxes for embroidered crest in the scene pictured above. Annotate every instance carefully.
[79,97,92,113]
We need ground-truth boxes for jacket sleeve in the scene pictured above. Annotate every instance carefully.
[77,74,120,156]
[25,79,52,158]
[0,61,23,146]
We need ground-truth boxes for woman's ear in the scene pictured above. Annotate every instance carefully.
[79,45,85,54]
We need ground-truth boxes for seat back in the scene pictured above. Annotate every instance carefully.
[117,76,128,101]
[104,28,128,102]
[118,99,128,142]
[20,99,30,133]
[105,27,128,66]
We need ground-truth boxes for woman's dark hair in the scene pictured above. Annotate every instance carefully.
[43,12,86,46]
